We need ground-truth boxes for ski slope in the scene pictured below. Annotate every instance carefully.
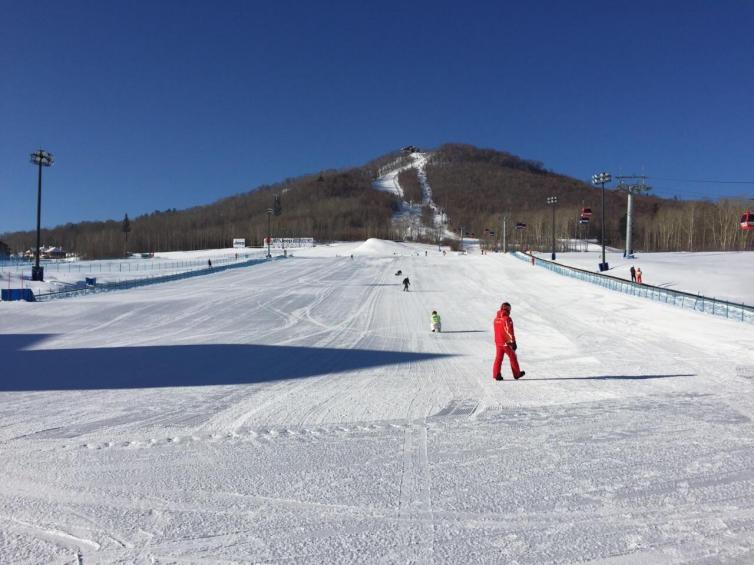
[2,241,754,563]
[537,248,754,305]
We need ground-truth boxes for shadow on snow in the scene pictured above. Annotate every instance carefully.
[520,374,695,381]
[0,334,453,392]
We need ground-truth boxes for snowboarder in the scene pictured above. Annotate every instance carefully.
[636,268,643,284]
[402,277,411,291]
[492,302,525,381]
[431,310,442,332]
[630,265,636,282]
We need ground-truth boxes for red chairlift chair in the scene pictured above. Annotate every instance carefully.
[741,209,754,231]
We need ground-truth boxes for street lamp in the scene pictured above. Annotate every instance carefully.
[30,149,54,281]
[546,196,558,260]
[591,171,611,271]
[265,208,273,258]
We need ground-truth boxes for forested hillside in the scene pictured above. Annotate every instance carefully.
[2,143,751,258]
[421,144,752,253]
[1,165,400,258]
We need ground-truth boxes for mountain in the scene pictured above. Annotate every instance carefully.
[1,143,750,258]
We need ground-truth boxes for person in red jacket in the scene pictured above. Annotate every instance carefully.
[492,302,525,380]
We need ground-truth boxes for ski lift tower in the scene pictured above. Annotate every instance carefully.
[615,175,651,259]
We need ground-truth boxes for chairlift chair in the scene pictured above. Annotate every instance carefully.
[741,209,754,231]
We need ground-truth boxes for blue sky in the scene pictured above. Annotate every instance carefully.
[2,0,753,232]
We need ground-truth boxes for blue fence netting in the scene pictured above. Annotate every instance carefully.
[512,251,754,324]
[4,256,282,302]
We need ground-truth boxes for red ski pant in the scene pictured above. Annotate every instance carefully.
[492,344,520,378]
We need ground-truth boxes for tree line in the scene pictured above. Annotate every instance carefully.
[422,144,753,253]
[2,143,750,258]
[1,168,401,258]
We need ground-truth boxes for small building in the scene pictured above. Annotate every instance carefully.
[47,247,66,259]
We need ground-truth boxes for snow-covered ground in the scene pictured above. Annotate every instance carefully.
[1,248,266,297]
[2,240,754,563]
[537,246,754,304]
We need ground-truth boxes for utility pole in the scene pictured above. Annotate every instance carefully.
[546,196,558,260]
[591,172,612,271]
[615,175,651,259]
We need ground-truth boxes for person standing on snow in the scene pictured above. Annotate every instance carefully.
[636,268,643,284]
[630,265,636,282]
[431,310,442,332]
[402,277,411,291]
[492,302,525,380]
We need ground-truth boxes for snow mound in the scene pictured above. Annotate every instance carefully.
[351,238,414,256]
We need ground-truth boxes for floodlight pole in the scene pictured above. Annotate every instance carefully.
[30,149,53,281]
[266,208,273,258]
[592,172,611,271]
[546,196,558,260]
[35,160,42,272]
[501,214,507,252]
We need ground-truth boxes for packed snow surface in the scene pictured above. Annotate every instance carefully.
[2,240,754,563]
[539,247,754,304]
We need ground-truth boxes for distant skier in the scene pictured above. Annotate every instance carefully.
[492,302,525,381]
[431,310,442,332]
[402,277,411,291]
[636,268,643,284]
[207,259,212,268]
[630,265,636,282]
[395,270,402,276]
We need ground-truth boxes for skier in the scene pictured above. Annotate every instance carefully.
[492,302,525,381]
[630,265,636,282]
[430,310,442,333]
[402,277,411,291]
[636,268,643,284]
[207,259,212,268]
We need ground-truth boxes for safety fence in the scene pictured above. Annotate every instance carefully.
[0,253,261,274]
[512,251,754,324]
[27,256,281,301]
